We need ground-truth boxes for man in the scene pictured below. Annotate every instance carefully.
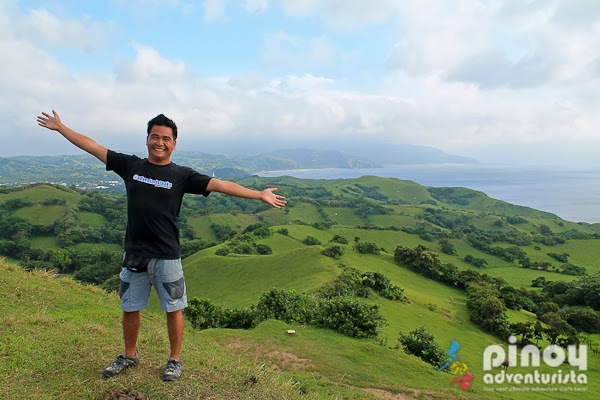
[37,110,286,381]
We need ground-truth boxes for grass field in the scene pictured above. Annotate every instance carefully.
[180,233,600,399]
[3,179,600,399]
[14,204,67,225]
[13,258,598,400]
[1,259,357,400]
[30,235,60,249]
[184,245,338,308]
[0,185,81,204]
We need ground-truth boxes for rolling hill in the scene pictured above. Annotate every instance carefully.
[1,176,600,399]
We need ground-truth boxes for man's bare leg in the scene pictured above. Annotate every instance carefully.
[167,310,184,360]
[123,311,140,357]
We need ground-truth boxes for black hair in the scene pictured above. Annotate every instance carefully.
[147,114,178,140]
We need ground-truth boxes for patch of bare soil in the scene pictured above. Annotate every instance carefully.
[363,388,424,400]
[103,388,149,400]
[265,350,311,372]
[224,339,244,350]
[363,387,470,400]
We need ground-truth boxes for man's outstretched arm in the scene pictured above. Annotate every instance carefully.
[37,110,108,164]
[206,179,287,208]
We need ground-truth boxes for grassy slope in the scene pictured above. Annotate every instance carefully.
[183,236,600,399]
[4,178,600,399]
[0,258,373,400]
[0,256,495,400]
[0,185,81,204]
[0,184,100,233]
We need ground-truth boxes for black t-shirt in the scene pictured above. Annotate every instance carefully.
[106,150,212,259]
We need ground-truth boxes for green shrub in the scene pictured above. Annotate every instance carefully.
[398,326,446,368]
[330,235,349,244]
[210,222,237,241]
[215,247,230,256]
[560,263,586,276]
[252,226,272,238]
[313,297,386,338]
[464,254,487,268]
[548,252,569,263]
[321,245,344,259]
[181,238,215,259]
[318,267,404,301]
[506,216,527,224]
[559,306,600,333]
[255,244,273,255]
[318,268,363,299]
[221,307,258,330]
[439,239,456,255]
[540,224,553,236]
[354,241,380,255]
[184,297,258,330]
[362,272,404,301]
[232,242,254,254]
[311,221,333,230]
[256,289,313,324]
[101,274,120,293]
[184,298,222,330]
[242,223,263,233]
[303,236,322,246]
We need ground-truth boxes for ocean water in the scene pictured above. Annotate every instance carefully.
[258,164,600,224]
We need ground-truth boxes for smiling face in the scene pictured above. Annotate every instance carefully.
[146,125,176,165]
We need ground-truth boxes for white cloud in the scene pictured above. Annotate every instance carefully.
[262,32,334,68]
[385,0,600,91]
[278,0,397,31]
[244,0,268,14]
[115,43,188,82]
[13,8,111,51]
[386,1,490,78]
[2,0,600,167]
[203,0,228,22]
[285,74,334,90]
[277,0,319,17]
[112,0,182,17]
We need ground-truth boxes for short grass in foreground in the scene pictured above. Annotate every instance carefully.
[0,260,369,400]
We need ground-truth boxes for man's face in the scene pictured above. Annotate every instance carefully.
[146,125,176,165]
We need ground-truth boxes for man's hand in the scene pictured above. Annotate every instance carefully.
[206,180,287,208]
[260,188,287,208]
[37,110,63,131]
[36,109,108,164]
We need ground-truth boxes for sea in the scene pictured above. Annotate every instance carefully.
[257,164,600,224]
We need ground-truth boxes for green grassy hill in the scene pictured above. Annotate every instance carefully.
[2,177,600,399]
[1,257,488,399]
[181,230,600,399]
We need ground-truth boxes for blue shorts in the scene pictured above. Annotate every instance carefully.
[119,258,187,313]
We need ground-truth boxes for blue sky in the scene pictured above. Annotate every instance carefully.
[3,0,600,166]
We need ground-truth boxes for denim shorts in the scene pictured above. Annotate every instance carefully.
[119,257,187,313]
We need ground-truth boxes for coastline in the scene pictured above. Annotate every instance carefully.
[255,164,600,224]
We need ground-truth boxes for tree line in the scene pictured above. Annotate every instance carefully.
[394,244,600,347]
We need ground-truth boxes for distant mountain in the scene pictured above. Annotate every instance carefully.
[260,148,378,169]
[336,143,478,165]
[0,145,476,186]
